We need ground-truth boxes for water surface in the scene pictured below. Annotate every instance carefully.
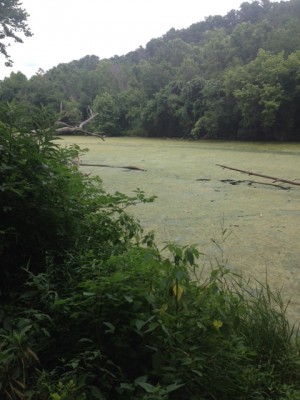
[62,137,300,322]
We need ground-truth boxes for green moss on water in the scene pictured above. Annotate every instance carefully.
[60,136,300,322]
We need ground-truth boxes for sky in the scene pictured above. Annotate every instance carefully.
[1,0,249,80]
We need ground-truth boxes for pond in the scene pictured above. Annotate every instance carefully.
[61,136,300,322]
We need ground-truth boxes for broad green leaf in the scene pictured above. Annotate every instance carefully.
[136,381,156,393]
[103,322,115,333]
[135,319,146,331]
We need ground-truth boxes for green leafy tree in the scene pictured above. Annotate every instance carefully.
[25,70,63,109]
[0,0,33,66]
[177,55,201,83]
[116,88,147,134]
[132,59,175,97]
[182,77,206,132]
[230,20,273,63]
[91,59,127,95]
[191,79,237,139]
[92,92,120,135]
[0,70,27,102]
[142,81,187,138]
[200,29,233,76]
[224,49,300,139]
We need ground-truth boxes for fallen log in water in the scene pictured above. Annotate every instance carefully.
[220,179,289,190]
[79,163,146,171]
[216,164,300,187]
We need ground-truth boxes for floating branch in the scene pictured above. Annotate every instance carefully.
[220,179,289,190]
[216,164,300,187]
[79,163,146,171]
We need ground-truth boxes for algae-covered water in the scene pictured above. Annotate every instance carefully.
[61,136,300,321]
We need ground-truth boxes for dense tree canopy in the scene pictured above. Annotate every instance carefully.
[1,0,300,140]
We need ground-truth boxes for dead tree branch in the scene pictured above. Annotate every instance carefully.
[55,105,105,140]
[216,164,300,187]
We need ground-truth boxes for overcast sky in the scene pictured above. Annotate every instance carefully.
[1,0,253,80]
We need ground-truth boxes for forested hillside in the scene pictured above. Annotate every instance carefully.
[1,0,300,140]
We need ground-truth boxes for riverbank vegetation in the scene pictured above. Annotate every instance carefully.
[1,0,300,141]
[1,104,300,400]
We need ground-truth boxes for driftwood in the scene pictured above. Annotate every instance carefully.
[55,105,105,140]
[216,164,300,187]
[79,163,146,171]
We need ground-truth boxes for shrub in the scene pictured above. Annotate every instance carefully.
[0,102,154,294]
[2,245,300,399]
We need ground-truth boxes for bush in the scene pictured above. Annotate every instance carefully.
[1,245,300,399]
[0,103,84,288]
[0,103,154,294]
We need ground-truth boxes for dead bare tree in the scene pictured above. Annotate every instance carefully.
[55,105,105,140]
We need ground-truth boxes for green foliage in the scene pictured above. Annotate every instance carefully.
[1,85,300,400]
[1,237,300,399]
[0,0,33,66]
[92,92,119,135]
[224,49,300,139]
[0,102,82,288]
[0,72,28,102]
[2,0,300,140]
[0,102,154,293]
[142,81,188,138]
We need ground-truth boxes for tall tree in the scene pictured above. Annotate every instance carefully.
[92,92,120,135]
[0,70,27,101]
[0,0,33,66]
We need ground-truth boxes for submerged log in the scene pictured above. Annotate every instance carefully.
[79,163,146,171]
[216,164,300,187]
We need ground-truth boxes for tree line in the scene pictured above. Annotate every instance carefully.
[1,0,300,140]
